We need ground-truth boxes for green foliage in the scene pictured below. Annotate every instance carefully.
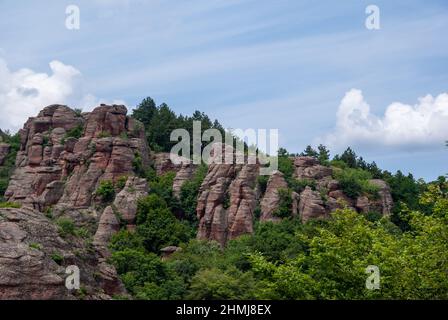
[51,253,64,265]
[0,202,21,208]
[187,267,259,300]
[56,217,76,237]
[29,242,42,250]
[136,194,194,253]
[0,132,20,200]
[98,131,111,138]
[95,180,115,203]
[256,175,269,195]
[74,108,83,117]
[300,145,318,158]
[116,176,128,190]
[179,164,208,223]
[64,125,83,140]
[333,168,379,198]
[317,144,330,165]
[273,188,293,218]
[278,156,294,180]
[148,171,177,209]
[288,178,316,194]
[132,97,226,152]
[249,206,448,299]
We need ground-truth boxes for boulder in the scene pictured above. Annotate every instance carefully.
[299,186,327,222]
[260,171,288,222]
[196,143,258,246]
[113,176,148,224]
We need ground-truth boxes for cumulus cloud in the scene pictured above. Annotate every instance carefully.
[321,89,448,151]
[0,58,126,132]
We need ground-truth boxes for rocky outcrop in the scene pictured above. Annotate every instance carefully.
[93,206,120,250]
[299,186,328,222]
[153,153,190,175]
[260,171,289,222]
[4,104,149,210]
[294,156,332,180]
[0,207,125,299]
[113,176,148,225]
[0,143,10,165]
[196,144,258,246]
[173,163,197,198]
[356,179,393,216]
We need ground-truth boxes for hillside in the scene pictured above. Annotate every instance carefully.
[0,101,447,300]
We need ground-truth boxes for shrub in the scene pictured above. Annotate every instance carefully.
[116,176,128,190]
[179,164,208,223]
[95,180,115,202]
[257,175,269,195]
[273,188,293,218]
[98,131,111,138]
[74,108,83,117]
[65,125,83,140]
[333,168,379,198]
[51,253,64,265]
[29,242,42,250]
[0,202,21,208]
[56,217,76,237]
[136,194,194,253]
[288,179,316,194]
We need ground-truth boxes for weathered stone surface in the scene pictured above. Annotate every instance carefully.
[153,153,190,175]
[5,104,149,209]
[294,156,333,180]
[299,186,328,222]
[113,176,148,224]
[93,206,120,250]
[356,179,393,216]
[196,143,258,246]
[173,163,197,198]
[0,143,10,165]
[0,207,125,299]
[260,171,288,222]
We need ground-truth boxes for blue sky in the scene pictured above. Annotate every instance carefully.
[0,0,447,180]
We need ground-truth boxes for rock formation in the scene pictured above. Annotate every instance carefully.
[0,104,148,299]
[196,144,258,246]
[0,207,125,299]
[260,171,289,222]
[5,104,149,210]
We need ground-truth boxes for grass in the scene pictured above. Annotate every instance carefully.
[0,202,21,208]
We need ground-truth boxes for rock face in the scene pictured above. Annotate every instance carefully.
[0,207,125,299]
[294,156,332,180]
[0,104,147,299]
[196,144,258,246]
[113,176,148,225]
[5,104,149,210]
[299,186,328,222]
[258,156,393,223]
[356,179,393,216]
[0,143,10,165]
[173,163,197,198]
[260,171,289,222]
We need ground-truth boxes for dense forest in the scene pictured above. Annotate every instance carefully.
[107,97,448,299]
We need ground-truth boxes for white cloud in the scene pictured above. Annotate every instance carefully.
[0,58,126,132]
[321,89,448,151]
